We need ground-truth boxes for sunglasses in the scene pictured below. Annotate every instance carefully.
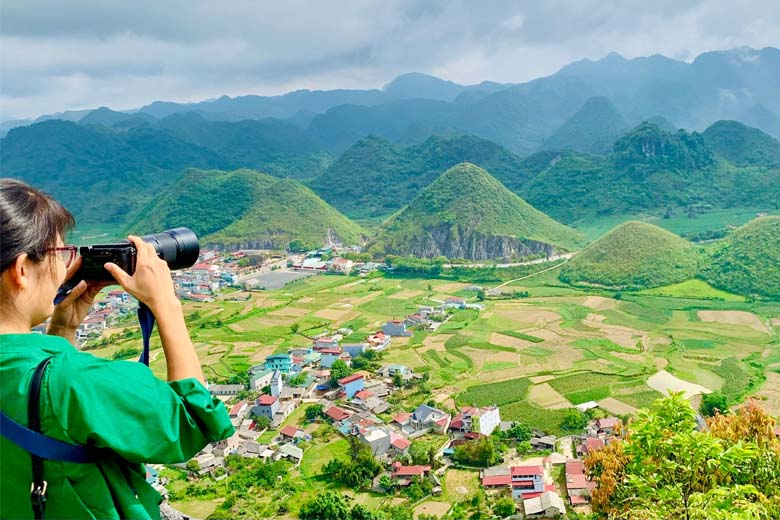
[44,245,78,269]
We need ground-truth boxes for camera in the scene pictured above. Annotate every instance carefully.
[55,228,200,301]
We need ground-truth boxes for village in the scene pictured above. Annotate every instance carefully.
[59,246,631,518]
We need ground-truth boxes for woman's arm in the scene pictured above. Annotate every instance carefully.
[104,236,205,384]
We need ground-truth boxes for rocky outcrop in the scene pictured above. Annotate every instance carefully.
[384,224,557,261]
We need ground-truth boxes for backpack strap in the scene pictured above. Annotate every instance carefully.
[0,357,98,520]
[29,356,52,520]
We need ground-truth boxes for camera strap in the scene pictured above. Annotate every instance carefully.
[137,303,155,366]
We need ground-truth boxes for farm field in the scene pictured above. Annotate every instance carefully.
[91,269,780,428]
[86,268,780,518]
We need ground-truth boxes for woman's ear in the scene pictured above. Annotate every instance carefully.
[8,254,31,291]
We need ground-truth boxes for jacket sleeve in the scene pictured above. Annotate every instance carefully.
[44,351,235,464]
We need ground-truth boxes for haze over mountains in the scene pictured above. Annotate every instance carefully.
[1,45,778,268]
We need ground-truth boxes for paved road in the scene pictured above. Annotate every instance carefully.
[442,252,575,269]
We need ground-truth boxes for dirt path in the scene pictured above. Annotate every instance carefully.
[495,256,572,289]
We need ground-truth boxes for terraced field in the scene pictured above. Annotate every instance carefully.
[94,269,780,436]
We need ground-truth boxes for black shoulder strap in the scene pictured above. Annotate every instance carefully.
[29,356,53,520]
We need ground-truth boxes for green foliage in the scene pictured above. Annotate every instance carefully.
[298,492,352,520]
[310,135,535,219]
[329,359,354,385]
[560,221,700,289]
[561,409,589,431]
[111,347,140,360]
[523,123,780,224]
[322,438,383,489]
[703,120,780,167]
[127,168,366,249]
[456,378,531,407]
[700,216,780,297]
[700,391,729,417]
[492,497,517,517]
[587,393,780,519]
[369,163,585,260]
[453,436,504,467]
[254,415,271,430]
[305,404,324,422]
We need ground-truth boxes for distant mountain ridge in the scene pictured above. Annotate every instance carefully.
[5,46,778,149]
[540,96,630,154]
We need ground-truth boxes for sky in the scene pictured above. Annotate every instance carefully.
[1,0,779,120]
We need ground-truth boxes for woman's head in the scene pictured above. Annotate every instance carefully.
[0,178,75,328]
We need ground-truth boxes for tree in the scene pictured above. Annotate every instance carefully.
[586,393,780,519]
[700,391,729,417]
[305,404,324,422]
[453,436,503,467]
[392,372,404,388]
[185,459,200,475]
[492,497,516,517]
[330,359,353,385]
[378,474,396,494]
[298,492,351,520]
[506,421,532,442]
[561,408,588,431]
[254,415,271,430]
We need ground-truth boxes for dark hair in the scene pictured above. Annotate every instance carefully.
[0,178,75,273]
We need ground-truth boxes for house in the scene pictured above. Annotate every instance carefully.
[249,368,274,390]
[319,348,343,369]
[565,459,593,504]
[279,425,306,442]
[389,432,411,456]
[252,395,280,420]
[330,258,354,273]
[270,370,284,397]
[393,412,412,427]
[530,435,557,451]
[410,404,451,434]
[208,384,244,397]
[272,401,297,428]
[379,364,412,378]
[360,427,391,456]
[382,320,412,337]
[445,297,466,308]
[275,444,304,466]
[342,343,368,358]
[510,466,545,500]
[229,401,249,422]
[391,462,432,486]
[264,354,293,374]
[366,331,391,351]
[324,405,352,422]
[314,337,339,350]
[338,374,365,399]
[581,437,605,455]
[595,417,620,436]
[450,406,501,436]
[524,491,566,518]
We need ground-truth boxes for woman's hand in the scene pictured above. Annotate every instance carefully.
[104,236,181,318]
[48,256,109,343]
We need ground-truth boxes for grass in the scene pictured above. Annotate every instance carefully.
[617,389,665,409]
[299,437,350,478]
[498,330,545,343]
[640,279,745,302]
[548,373,621,402]
[456,377,531,407]
[501,401,570,435]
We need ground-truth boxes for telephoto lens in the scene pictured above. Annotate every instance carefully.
[141,227,200,271]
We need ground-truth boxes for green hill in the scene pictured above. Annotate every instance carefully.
[127,168,366,250]
[702,120,780,167]
[367,163,585,260]
[700,216,780,297]
[522,122,780,223]
[541,96,629,155]
[309,135,533,219]
[0,120,227,226]
[559,221,700,289]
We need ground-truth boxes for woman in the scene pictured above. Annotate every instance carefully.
[0,178,235,519]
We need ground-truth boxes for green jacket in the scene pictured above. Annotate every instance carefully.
[0,333,235,520]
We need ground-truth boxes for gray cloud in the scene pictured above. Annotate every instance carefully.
[1,0,778,119]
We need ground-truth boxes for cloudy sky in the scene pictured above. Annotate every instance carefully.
[1,0,778,120]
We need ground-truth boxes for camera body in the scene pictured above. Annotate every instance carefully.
[55,227,200,303]
[78,243,138,281]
